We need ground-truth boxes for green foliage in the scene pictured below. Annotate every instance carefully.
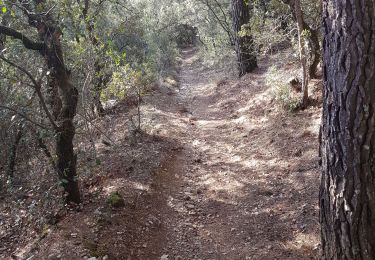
[273,83,300,111]
[40,224,51,239]
[95,158,101,166]
[107,191,125,208]
[239,24,252,38]
[302,28,312,39]
[266,66,300,112]
[101,64,150,101]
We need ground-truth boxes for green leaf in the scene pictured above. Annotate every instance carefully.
[1,6,7,13]
[96,158,101,165]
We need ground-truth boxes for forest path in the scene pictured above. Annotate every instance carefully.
[141,47,321,259]
[29,47,321,260]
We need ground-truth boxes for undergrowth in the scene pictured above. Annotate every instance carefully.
[266,65,300,111]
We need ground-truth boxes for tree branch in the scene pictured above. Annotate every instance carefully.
[0,105,51,130]
[0,55,59,130]
[0,25,45,51]
[198,0,234,44]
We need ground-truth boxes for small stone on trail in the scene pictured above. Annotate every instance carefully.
[294,149,303,157]
[194,158,202,163]
[160,254,169,260]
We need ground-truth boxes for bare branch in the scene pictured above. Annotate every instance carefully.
[0,55,59,130]
[198,0,234,44]
[0,25,45,51]
[0,105,51,130]
[76,111,115,144]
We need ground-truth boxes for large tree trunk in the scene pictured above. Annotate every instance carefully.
[50,56,80,204]
[44,37,81,203]
[320,1,375,259]
[231,0,257,76]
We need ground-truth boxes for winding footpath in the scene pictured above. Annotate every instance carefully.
[141,48,321,259]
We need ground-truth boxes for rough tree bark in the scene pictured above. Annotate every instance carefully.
[231,0,257,76]
[320,0,375,259]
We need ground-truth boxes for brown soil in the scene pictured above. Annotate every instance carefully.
[2,47,321,259]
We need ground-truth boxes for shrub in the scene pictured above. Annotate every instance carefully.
[107,191,125,208]
[266,66,300,111]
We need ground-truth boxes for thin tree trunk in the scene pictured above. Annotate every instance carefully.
[309,28,320,79]
[92,63,110,117]
[231,0,257,76]
[91,62,105,117]
[199,0,234,45]
[82,0,108,117]
[33,1,81,203]
[281,0,321,79]
[294,0,308,107]
[6,122,24,180]
[320,0,375,258]
[30,116,57,171]
[0,2,81,203]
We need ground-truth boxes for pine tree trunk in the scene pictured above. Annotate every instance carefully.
[320,1,375,258]
[231,0,257,76]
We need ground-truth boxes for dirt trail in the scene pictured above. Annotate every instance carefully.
[138,48,321,259]
[24,47,321,260]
